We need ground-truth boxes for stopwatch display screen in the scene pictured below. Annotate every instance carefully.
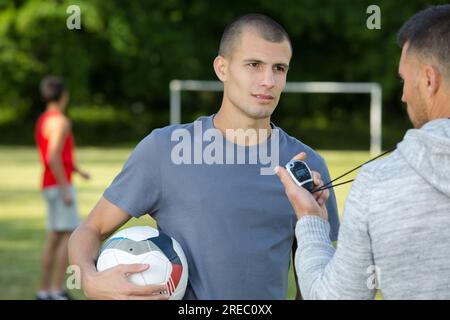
[295,167,310,180]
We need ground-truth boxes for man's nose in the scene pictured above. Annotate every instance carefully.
[261,69,275,89]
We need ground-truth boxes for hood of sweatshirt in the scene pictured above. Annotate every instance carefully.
[397,118,450,197]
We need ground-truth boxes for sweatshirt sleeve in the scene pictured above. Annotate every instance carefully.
[294,168,377,299]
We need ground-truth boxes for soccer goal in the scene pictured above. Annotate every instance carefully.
[169,80,382,155]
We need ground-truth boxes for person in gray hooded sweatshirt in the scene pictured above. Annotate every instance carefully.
[274,4,450,299]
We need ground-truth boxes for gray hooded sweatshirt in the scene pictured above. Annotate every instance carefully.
[295,118,450,299]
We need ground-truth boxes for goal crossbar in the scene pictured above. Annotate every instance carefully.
[170,80,382,155]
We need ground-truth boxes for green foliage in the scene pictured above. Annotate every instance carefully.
[0,0,446,148]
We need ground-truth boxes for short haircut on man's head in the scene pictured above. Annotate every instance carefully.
[397,5,450,78]
[218,13,292,57]
[40,75,66,103]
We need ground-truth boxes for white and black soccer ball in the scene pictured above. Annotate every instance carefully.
[96,226,188,300]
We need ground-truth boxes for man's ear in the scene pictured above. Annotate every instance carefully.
[213,55,227,82]
[424,64,442,96]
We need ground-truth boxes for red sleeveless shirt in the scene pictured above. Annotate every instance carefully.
[35,110,75,189]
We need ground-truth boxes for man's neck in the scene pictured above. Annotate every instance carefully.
[46,103,62,113]
[213,106,272,146]
[428,92,450,121]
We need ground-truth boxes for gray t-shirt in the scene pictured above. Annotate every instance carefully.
[104,115,339,299]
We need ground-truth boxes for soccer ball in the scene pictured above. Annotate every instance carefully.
[96,226,188,300]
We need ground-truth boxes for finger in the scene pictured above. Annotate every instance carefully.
[312,173,322,186]
[120,263,149,276]
[127,283,169,296]
[317,188,329,206]
[292,152,307,161]
[311,171,323,189]
[274,166,297,190]
[313,189,324,201]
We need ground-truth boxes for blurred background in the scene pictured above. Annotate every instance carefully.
[0,0,445,299]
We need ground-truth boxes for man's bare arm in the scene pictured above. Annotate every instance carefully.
[68,196,169,300]
[46,116,72,203]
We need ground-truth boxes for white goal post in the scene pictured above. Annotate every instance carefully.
[169,80,382,155]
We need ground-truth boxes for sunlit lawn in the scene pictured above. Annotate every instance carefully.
[0,146,378,300]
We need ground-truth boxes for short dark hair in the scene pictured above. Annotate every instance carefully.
[40,75,66,103]
[219,14,292,57]
[397,5,450,78]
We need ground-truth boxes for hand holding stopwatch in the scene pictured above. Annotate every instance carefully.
[285,160,315,193]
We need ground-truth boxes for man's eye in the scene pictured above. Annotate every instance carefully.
[249,63,259,68]
[275,66,286,72]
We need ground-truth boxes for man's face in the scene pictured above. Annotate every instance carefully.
[219,29,292,120]
[399,43,429,128]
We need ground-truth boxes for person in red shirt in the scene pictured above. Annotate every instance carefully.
[35,76,90,300]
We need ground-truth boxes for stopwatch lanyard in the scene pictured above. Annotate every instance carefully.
[312,147,396,193]
[312,117,450,192]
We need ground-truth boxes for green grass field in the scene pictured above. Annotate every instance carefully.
[0,146,372,300]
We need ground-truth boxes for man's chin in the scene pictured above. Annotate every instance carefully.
[243,106,276,120]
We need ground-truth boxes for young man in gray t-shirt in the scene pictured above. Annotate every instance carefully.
[68,14,339,300]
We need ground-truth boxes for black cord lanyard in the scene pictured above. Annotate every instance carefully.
[311,118,450,193]
[311,117,450,193]
[312,147,396,193]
